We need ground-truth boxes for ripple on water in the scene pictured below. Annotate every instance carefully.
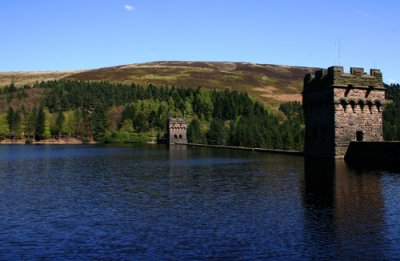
[0,145,398,259]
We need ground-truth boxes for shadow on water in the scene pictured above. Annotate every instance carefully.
[345,160,400,173]
[302,158,388,260]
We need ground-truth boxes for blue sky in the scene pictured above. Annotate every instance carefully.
[1,0,399,83]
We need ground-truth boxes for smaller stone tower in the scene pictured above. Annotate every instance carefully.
[168,118,188,144]
[303,66,385,158]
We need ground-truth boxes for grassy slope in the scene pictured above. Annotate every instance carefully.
[0,61,320,108]
[66,61,319,106]
[0,71,84,87]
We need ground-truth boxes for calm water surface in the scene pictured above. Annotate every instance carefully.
[0,144,399,260]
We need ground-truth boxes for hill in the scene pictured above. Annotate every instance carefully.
[0,70,84,87]
[66,61,319,105]
[0,61,319,106]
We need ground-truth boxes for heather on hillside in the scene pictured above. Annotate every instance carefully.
[0,62,318,106]
[0,80,305,150]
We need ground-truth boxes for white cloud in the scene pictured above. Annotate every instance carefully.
[124,4,134,11]
[389,79,398,84]
[355,10,381,22]
[355,9,400,33]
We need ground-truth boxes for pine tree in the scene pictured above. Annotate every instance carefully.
[187,119,204,144]
[7,107,22,139]
[55,112,65,139]
[206,118,226,145]
[6,107,14,138]
[92,106,106,142]
[35,107,46,141]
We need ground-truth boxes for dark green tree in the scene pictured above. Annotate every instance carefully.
[206,118,226,145]
[187,119,204,143]
[6,106,14,137]
[92,106,106,142]
[383,84,400,140]
[35,107,46,141]
[7,107,21,139]
[55,111,65,138]
[133,111,148,132]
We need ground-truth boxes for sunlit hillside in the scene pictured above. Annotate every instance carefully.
[0,61,319,106]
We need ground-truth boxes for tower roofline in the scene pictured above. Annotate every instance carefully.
[303,66,384,93]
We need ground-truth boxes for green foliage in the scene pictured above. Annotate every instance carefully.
[384,84,400,140]
[7,107,23,139]
[24,107,37,139]
[194,88,214,120]
[2,79,306,148]
[91,106,106,141]
[0,114,9,139]
[206,118,227,145]
[187,118,205,144]
[43,110,52,139]
[55,112,65,137]
[62,110,76,136]
[279,101,304,123]
[35,107,46,140]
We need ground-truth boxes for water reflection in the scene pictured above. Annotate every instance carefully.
[303,158,388,259]
[0,145,398,259]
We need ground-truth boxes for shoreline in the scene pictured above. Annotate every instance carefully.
[0,138,159,145]
[175,143,304,156]
[0,138,95,145]
[0,139,304,156]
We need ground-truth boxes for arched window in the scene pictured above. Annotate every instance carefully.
[358,100,365,113]
[349,100,356,113]
[367,101,373,114]
[340,100,348,112]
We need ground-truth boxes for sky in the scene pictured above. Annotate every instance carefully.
[1,0,399,83]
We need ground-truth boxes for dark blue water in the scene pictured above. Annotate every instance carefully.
[0,144,399,260]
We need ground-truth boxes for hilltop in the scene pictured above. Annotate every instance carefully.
[0,71,83,87]
[0,61,319,106]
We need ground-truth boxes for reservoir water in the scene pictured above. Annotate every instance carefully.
[0,144,399,260]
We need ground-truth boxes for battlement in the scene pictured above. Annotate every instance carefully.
[168,118,186,125]
[304,66,384,93]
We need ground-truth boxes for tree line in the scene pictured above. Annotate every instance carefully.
[2,80,398,147]
[1,80,305,150]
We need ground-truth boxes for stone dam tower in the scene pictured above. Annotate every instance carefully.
[302,66,385,158]
[168,118,188,144]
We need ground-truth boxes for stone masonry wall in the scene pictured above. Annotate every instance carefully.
[334,87,385,156]
[303,66,385,158]
[168,118,188,144]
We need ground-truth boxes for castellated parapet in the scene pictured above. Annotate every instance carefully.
[168,118,188,144]
[303,66,385,158]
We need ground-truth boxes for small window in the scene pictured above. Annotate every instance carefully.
[356,131,364,142]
